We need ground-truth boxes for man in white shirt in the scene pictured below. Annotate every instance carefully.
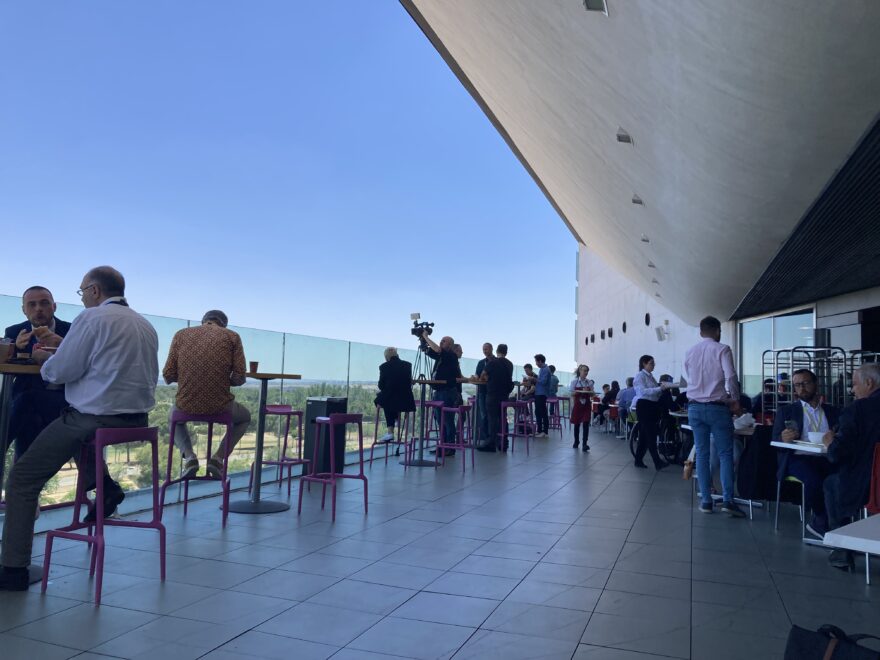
[684,316,745,518]
[0,266,158,591]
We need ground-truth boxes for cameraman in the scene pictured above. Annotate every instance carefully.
[421,332,460,450]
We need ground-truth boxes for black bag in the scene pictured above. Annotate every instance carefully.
[784,624,880,659]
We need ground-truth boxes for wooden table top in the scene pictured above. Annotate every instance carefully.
[246,372,302,381]
[0,363,42,376]
[413,379,448,385]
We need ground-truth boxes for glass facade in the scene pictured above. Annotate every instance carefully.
[738,308,813,397]
[1,294,573,506]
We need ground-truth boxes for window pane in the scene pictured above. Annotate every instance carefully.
[773,310,813,350]
[739,317,772,397]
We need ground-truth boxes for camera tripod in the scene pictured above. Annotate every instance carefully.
[401,340,441,467]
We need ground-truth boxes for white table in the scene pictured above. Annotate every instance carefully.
[770,440,827,455]
[824,515,880,585]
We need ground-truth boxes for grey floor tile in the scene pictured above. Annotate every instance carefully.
[426,571,520,600]
[0,632,79,660]
[348,617,474,659]
[506,579,602,612]
[0,592,82,633]
[350,560,445,590]
[7,602,157,651]
[473,541,547,562]
[453,629,579,660]
[230,568,338,601]
[573,644,673,659]
[100,579,219,615]
[202,630,338,660]
[330,650,411,660]
[165,558,267,589]
[165,536,248,559]
[215,543,313,567]
[691,626,787,660]
[320,539,403,561]
[452,555,536,580]
[279,552,373,577]
[581,613,690,659]
[482,600,590,641]
[256,601,382,646]
[393,591,499,627]
[605,570,691,602]
[91,614,248,659]
[168,589,294,627]
[527,563,610,588]
[307,578,415,615]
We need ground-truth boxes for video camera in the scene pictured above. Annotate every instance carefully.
[411,320,434,343]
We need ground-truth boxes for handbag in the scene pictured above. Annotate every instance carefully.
[784,624,880,659]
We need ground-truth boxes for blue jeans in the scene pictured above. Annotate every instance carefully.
[690,402,735,504]
[432,389,458,444]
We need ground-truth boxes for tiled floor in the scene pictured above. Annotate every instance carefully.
[2,426,879,659]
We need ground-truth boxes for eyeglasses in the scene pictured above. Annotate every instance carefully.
[76,283,97,297]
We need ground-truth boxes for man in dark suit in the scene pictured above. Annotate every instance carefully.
[772,368,839,538]
[375,347,415,443]
[822,362,880,570]
[3,286,72,459]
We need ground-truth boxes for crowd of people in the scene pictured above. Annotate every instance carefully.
[0,267,254,591]
[2,276,878,590]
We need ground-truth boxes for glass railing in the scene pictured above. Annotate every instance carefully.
[1,294,574,506]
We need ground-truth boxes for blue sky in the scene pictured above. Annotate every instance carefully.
[0,1,576,368]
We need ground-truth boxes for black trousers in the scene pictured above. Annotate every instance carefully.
[635,399,662,466]
[9,388,68,459]
[535,395,548,434]
[487,395,503,449]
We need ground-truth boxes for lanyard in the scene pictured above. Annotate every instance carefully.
[802,402,824,432]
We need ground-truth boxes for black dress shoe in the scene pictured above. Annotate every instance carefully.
[476,445,496,453]
[634,461,648,469]
[829,549,855,572]
[0,567,29,591]
[83,487,126,524]
[572,441,579,448]
[582,444,590,452]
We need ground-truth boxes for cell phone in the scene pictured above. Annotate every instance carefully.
[784,421,798,431]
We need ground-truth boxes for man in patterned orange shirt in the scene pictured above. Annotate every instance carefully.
[163,310,251,479]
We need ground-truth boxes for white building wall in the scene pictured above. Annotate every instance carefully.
[576,245,725,386]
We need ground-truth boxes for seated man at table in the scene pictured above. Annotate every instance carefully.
[772,368,839,538]
[4,286,72,459]
[0,266,158,591]
[822,362,880,571]
[375,347,415,442]
[163,310,250,479]
[616,377,636,418]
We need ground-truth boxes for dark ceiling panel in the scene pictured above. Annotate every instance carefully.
[733,114,880,320]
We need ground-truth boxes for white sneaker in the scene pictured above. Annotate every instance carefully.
[181,457,199,479]
[379,432,394,443]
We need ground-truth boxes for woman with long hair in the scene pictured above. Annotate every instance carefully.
[569,364,595,451]
[631,355,670,470]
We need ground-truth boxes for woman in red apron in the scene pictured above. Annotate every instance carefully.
[570,364,595,451]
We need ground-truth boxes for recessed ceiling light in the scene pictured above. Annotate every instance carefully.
[616,128,632,145]
[655,293,662,298]
[631,195,644,206]
[648,261,656,268]
[584,0,608,15]
[640,234,649,243]
[651,278,659,284]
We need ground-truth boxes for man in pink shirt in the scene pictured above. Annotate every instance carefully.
[684,316,745,518]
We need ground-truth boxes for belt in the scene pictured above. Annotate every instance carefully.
[692,400,728,407]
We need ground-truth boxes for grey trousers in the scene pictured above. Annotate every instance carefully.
[170,401,251,459]
[1,408,148,568]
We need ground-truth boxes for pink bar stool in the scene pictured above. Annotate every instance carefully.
[159,409,234,527]
[41,426,166,605]
[422,400,444,447]
[248,405,307,497]
[436,404,475,472]
[298,413,368,522]
[557,396,571,427]
[500,400,532,455]
[547,397,562,431]
[369,405,413,468]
